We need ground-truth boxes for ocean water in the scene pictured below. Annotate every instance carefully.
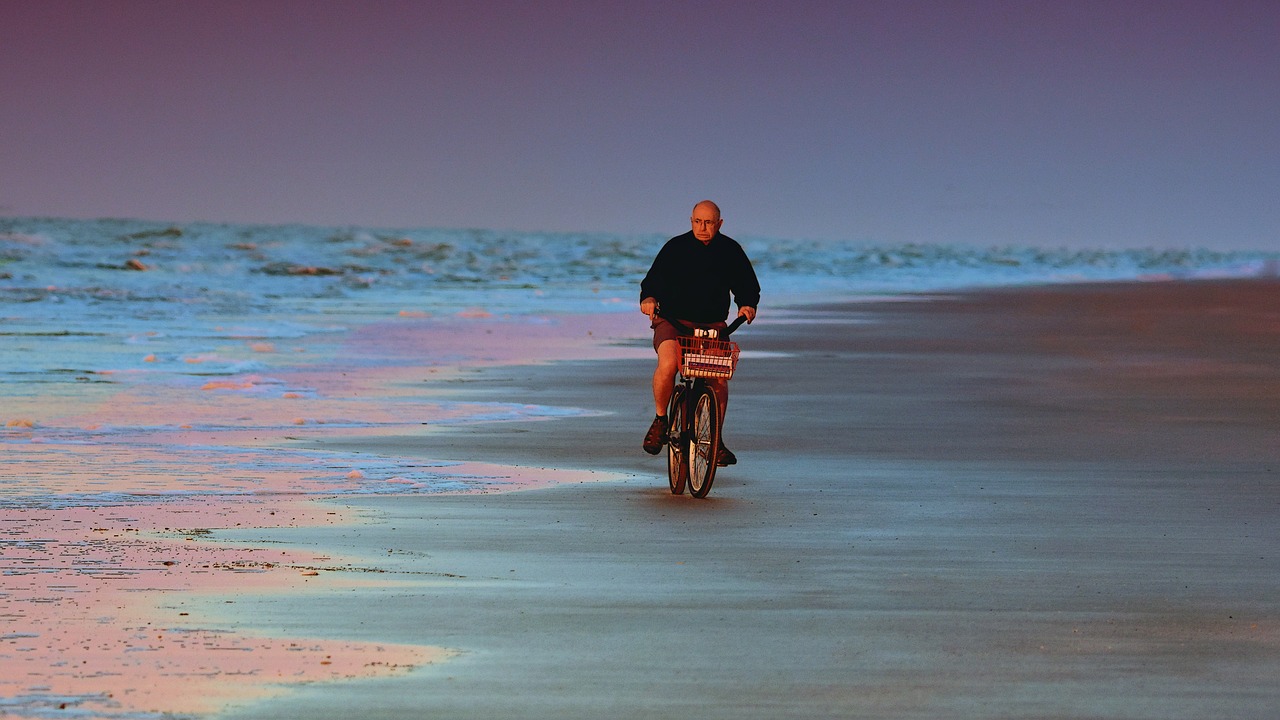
[4,217,1274,320]
[2,215,1276,505]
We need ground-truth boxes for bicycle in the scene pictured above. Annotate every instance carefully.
[662,314,747,498]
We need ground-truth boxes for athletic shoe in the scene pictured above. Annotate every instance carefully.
[717,444,737,467]
[642,415,667,455]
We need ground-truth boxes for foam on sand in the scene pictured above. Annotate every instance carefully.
[0,500,451,717]
[0,313,636,717]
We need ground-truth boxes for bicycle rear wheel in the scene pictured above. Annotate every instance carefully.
[688,385,720,498]
[666,385,687,495]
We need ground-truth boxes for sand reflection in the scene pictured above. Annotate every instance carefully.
[1,313,637,718]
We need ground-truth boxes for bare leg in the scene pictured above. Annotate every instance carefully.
[652,339,681,416]
[709,377,729,433]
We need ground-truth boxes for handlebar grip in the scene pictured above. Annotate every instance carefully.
[723,315,747,338]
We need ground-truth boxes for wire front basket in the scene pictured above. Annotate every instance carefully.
[678,335,740,379]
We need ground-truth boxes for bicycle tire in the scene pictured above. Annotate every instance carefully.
[688,385,720,498]
[666,385,688,495]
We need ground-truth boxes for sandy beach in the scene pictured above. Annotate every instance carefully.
[7,4,1280,716]
[190,278,1280,719]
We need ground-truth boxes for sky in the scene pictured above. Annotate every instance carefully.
[1,0,1277,250]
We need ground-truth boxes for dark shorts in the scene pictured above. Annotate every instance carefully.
[651,317,727,352]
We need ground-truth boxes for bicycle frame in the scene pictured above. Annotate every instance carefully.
[661,315,745,498]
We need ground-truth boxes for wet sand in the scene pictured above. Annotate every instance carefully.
[222,279,1279,719]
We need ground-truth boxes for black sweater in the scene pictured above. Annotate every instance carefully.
[639,231,761,323]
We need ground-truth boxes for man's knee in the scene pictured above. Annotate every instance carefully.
[656,340,680,371]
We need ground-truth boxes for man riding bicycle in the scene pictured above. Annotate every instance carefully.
[640,200,760,466]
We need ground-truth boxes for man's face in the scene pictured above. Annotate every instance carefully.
[691,206,722,243]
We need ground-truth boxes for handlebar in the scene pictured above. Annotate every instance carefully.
[659,313,748,339]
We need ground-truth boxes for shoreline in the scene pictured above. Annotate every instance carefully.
[0,310,646,719]
[4,277,1276,718]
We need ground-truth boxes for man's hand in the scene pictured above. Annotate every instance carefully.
[640,297,659,320]
[738,306,757,324]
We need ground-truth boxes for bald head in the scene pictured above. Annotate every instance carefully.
[693,200,721,218]
[690,200,723,243]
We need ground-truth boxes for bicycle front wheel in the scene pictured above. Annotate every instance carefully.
[688,385,720,498]
[666,385,688,495]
